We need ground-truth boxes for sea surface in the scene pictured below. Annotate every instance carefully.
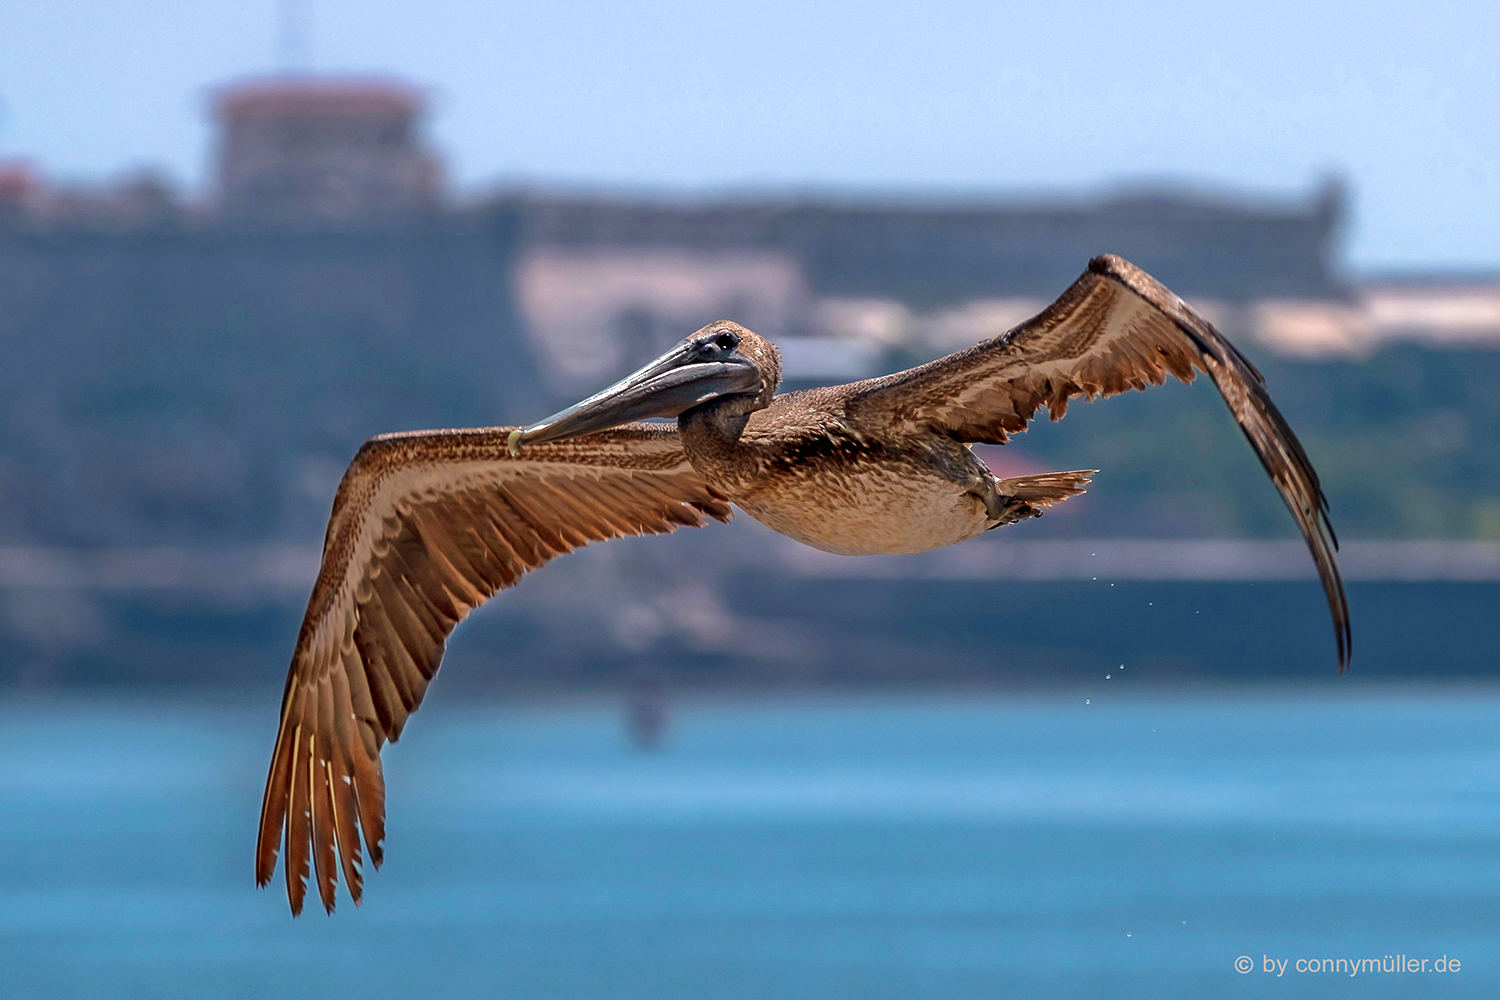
[0,688,1496,998]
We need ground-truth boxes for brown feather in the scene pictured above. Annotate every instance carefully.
[254,676,296,888]
[327,665,365,903]
[310,682,339,913]
[284,716,311,916]
[998,470,1096,506]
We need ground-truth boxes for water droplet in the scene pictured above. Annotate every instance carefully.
[1085,699,1091,704]
[1148,602,1153,606]
[1092,576,1097,581]
[1106,674,1111,679]
[1126,931,1132,937]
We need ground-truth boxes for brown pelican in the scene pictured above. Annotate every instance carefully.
[256,254,1349,914]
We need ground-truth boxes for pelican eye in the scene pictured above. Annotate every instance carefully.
[714,333,738,351]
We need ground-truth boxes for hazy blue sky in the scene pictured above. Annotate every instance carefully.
[0,0,1495,271]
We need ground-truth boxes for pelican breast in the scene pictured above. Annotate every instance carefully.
[733,462,993,556]
[685,400,994,556]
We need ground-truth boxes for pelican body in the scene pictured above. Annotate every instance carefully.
[257,254,1351,915]
[688,384,1086,555]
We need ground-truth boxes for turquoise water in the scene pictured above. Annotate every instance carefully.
[0,689,1496,998]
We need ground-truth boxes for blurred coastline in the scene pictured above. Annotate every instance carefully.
[1,536,1497,690]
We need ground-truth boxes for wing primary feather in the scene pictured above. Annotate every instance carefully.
[255,673,298,887]
[350,716,387,868]
[328,666,365,904]
[284,716,311,917]
[310,682,339,913]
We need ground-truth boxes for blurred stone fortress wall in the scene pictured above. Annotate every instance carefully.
[512,183,1343,304]
[2,74,1498,686]
[0,179,1356,549]
[0,221,538,547]
[505,188,1500,378]
[503,184,1345,393]
[0,73,1364,554]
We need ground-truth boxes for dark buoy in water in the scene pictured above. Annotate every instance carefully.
[627,666,669,750]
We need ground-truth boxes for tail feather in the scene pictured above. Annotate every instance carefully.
[996,469,1096,508]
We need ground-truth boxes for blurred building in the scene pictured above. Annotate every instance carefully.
[214,78,441,222]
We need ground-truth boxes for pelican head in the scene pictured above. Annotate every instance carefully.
[510,321,781,454]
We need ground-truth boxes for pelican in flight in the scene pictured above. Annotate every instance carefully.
[257,254,1349,914]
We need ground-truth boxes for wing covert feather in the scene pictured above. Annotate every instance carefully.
[256,424,731,914]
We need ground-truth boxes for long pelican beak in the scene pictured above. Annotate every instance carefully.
[509,340,762,454]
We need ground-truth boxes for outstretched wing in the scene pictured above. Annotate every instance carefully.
[256,424,732,915]
[846,254,1349,671]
